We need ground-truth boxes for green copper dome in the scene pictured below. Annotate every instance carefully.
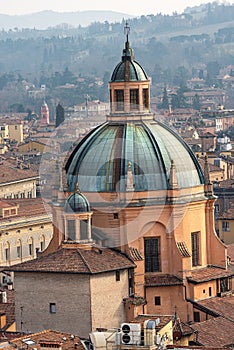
[65,120,204,193]
[65,189,90,213]
[110,36,148,82]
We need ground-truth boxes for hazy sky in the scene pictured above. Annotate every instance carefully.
[0,0,232,16]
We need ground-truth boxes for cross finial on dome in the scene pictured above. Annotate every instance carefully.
[124,20,130,43]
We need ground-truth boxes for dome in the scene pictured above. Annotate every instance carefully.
[110,38,148,82]
[64,188,90,213]
[65,120,204,193]
[111,60,148,82]
[65,26,204,195]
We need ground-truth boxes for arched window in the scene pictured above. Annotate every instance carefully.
[16,239,22,259]
[28,237,34,257]
[40,235,45,252]
[4,242,10,263]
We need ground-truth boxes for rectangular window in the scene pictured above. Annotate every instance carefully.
[214,204,220,214]
[130,89,139,110]
[143,88,149,109]
[155,296,161,305]
[116,270,120,281]
[40,241,45,251]
[80,220,88,240]
[144,237,161,272]
[194,311,200,322]
[49,303,56,314]
[222,221,230,232]
[214,159,220,167]
[209,287,212,296]
[220,277,230,293]
[115,90,124,111]
[5,249,9,262]
[29,243,33,256]
[67,219,76,241]
[17,246,21,258]
[191,232,199,267]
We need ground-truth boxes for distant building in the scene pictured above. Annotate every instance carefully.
[40,101,50,125]
[0,198,52,271]
[0,121,23,144]
[0,158,38,199]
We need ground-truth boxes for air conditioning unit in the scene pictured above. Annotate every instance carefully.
[121,323,141,345]
[144,320,156,346]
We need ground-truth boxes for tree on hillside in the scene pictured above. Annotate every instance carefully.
[55,103,65,128]
[158,87,169,109]
[193,94,201,110]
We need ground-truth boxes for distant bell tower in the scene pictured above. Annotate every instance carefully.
[40,101,50,125]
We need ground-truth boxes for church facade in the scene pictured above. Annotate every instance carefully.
[11,25,234,336]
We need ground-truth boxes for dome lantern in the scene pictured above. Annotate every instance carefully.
[108,21,151,119]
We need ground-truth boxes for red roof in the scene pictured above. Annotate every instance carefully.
[0,159,38,184]
[9,243,135,274]
[196,295,234,321]
[145,274,183,286]
[191,316,234,347]
[187,266,234,283]
[9,329,85,350]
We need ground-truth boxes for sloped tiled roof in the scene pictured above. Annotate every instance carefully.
[9,329,85,350]
[0,198,50,222]
[9,244,135,274]
[145,274,183,287]
[0,159,38,184]
[217,207,234,220]
[132,314,172,331]
[187,266,234,283]
[190,317,234,347]
[196,295,234,321]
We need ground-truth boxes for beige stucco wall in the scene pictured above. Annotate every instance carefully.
[14,272,92,337]
[14,268,131,338]
[90,270,129,331]
[8,124,23,143]
[0,179,37,199]
[0,220,52,268]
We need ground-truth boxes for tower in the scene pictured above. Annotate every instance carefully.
[40,101,50,125]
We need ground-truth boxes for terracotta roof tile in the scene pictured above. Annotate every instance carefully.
[9,244,135,274]
[190,317,234,347]
[0,159,38,184]
[9,329,85,350]
[0,198,50,222]
[132,314,172,331]
[187,266,234,283]
[145,274,183,286]
[196,295,234,321]
[217,207,234,220]
[129,247,143,261]
[176,241,191,257]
